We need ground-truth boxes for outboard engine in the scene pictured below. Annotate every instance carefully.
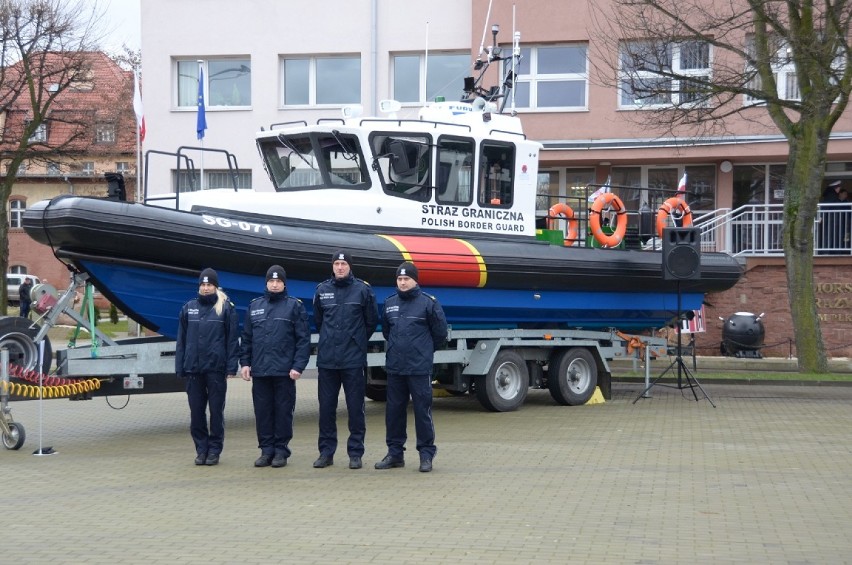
[720,312,765,358]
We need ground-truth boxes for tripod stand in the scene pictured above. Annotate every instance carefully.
[633,281,715,406]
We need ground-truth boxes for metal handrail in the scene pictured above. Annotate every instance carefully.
[695,203,851,257]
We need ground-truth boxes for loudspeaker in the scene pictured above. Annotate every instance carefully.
[662,227,701,280]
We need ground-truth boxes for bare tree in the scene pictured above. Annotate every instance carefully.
[590,0,852,372]
[0,0,112,310]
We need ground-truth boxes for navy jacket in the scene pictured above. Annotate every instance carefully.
[313,273,378,369]
[175,292,239,377]
[240,291,310,377]
[382,286,448,377]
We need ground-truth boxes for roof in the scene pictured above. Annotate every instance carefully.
[0,51,136,155]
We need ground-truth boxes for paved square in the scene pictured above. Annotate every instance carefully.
[4,376,852,563]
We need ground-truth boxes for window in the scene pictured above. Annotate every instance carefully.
[176,58,252,108]
[619,40,711,108]
[47,163,60,176]
[174,169,253,192]
[436,137,474,205]
[5,162,26,175]
[478,142,515,208]
[370,132,431,201]
[509,45,588,110]
[280,56,360,106]
[259,132,367,191]
[9,265,27,275]
[27,122,47,143]
[116,162,130,174]
[743,36,799,104]
[392,52,470,103]
[9,199,24,228]
[96,124,116,143]
[80,162,95,176]
[612,165,716,212]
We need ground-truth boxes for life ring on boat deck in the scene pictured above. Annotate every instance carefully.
[655,197,693,237]
[547,203,579,245]
[589,193,628,248]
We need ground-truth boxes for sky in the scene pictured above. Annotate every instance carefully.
[91,0,141,53]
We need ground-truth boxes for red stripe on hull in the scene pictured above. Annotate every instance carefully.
[380,235,486,288]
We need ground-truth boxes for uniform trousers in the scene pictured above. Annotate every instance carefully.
[384,373,437,460]
[252,377,296,458]
[186,372,227,456]
[317,367,366,457]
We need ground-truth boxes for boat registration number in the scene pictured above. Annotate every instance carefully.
[202,215,272,235]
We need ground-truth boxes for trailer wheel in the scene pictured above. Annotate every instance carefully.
[0,317,52,373]
[548,347,597,406]
[365,384,387,402]
[475,350,529,412]
[2,422,25,450]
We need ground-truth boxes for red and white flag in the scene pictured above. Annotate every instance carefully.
[677,172,687,197]
[588,175,612,202]
[133,70,146,142]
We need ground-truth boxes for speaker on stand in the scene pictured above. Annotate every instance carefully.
[634,227,715,406]
[662,227,701,280]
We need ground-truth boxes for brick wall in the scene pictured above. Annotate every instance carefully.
[698,257,852,358]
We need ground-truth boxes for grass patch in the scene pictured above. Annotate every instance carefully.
[616,369,852,382]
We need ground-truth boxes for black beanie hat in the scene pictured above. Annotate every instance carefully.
[396,261,419,282]
[266,265,286,283]
[332,250,352,266]
[199,268,219,287]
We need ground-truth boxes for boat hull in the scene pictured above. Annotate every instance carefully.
[23,195,742,338]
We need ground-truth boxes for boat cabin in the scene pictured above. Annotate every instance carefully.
[249,101,543,236]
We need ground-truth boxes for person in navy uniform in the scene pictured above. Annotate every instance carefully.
[375,261,448,473]
[240,265,310,468]
[175,268,239,466]
[312,250,378,470]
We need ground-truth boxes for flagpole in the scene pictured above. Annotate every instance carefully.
[197,60,206,190]
[133,67,145,202]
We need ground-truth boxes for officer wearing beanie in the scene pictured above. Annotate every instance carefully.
[312,250,378,470]
[240,265,310,468]
[175,268,239,466]
[376,261,447,473]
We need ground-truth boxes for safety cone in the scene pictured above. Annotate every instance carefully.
[585,386,606,405]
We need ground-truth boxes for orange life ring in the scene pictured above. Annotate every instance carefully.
[547,203,579,245]
[589,193,628,248]
[655,197,693,237]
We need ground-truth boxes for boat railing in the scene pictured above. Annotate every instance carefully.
[538,184,696,251]
[539,189,851,257]
[143,146,241,209]
[694,203,852,257]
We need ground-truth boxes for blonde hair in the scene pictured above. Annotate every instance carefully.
[214,289,228,316]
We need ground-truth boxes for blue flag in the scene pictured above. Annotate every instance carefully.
[196,68,207,140]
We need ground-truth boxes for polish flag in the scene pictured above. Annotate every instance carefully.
[677,172,687,197]
[133,70,146,142]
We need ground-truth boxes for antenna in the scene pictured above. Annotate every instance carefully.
[511,5,519,115]
[425,20,429,102]
[478,0,494,57]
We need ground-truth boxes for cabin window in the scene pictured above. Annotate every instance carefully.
[436,137,474,205]
[370,133,432,202]
[478,142,514,208]
[259,133,368,192]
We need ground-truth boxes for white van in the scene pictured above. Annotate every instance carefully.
[6,274,41,305]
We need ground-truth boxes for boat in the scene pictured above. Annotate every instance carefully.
[22,28,742,340]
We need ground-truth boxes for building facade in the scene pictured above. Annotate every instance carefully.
[4,51,139,289]
[133,0,851,356]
